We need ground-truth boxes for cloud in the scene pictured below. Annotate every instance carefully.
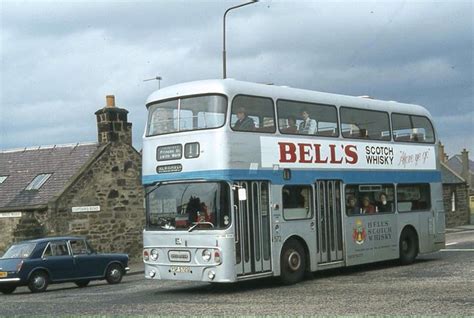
[1,0,473,157]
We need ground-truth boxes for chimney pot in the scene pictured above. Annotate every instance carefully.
[106,95,115,108]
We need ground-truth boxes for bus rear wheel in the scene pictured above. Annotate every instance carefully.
[399,228,418,265]
[280,239,306,285]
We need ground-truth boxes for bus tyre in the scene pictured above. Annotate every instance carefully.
[106,264,124,284]
[399,228,418,265]
[28,271,49,293]
[280,239,306,285]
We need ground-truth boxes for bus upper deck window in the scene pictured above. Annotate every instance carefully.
[277,100,338,137]
[231,95,275,133]
[392,113,435,143]
[340,107,391,141]
[146,95,227,136]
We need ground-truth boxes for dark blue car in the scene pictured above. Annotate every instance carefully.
[0,236,129,294]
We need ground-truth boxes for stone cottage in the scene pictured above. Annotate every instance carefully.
[438,142,471,227]
[0,96,144,259]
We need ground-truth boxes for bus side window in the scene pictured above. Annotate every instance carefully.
[345,184,395,215]
[392,114,435,143]
[282,185,312,220]
[340,107,390,141]
[231,95,275,133]
[276,100,339,137]
[397,183,431,212]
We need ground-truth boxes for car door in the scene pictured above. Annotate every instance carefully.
[69,239,104,278]
[41,241,75,281]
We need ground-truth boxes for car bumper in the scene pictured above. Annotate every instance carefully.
[0,278,21,283]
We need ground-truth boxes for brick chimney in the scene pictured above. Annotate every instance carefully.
[438,141,446,163]
[461,148,471,185]
[95,95,132,145]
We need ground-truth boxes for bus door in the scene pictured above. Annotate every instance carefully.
[234,181,272,276]
[315,180,344,264]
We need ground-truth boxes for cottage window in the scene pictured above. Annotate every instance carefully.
[25,173,52,190]
[0,175,7,184]
[451,191,456,212]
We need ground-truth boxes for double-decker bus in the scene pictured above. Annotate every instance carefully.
[142,79,445,284]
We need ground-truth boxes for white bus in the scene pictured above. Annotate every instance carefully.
[142,79,445,284]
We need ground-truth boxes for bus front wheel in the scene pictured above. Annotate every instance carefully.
[280,239,306,285]
[399,228,418,265]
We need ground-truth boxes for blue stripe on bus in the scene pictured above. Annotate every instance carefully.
[142,169,441,185]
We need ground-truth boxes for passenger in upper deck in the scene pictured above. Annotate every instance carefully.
[282,116,298,134]
[233,107,255,131]
[298,109,317,134]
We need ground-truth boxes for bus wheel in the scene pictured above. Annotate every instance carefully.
[399,228,418,265]
[280,239,306,285]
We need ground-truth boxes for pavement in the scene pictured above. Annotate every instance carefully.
[445,224,474,233]
[126,224,474,276]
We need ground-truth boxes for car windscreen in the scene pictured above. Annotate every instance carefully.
[2,243,36,259]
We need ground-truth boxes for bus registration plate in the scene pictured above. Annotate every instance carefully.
[0,272,7,278]
[170,266,190,273]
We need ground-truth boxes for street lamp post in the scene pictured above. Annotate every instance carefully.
[223,0,258,79]
[143,76,163,89]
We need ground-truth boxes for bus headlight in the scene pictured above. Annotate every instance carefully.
[202,249,212,262]
[150,249,159,261]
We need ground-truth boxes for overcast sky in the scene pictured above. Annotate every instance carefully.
[1,0,473,157]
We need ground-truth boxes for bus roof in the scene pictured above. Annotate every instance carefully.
[146,79,432,118]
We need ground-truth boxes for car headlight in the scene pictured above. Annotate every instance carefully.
[150,249,159,261]
[202,249,211,262]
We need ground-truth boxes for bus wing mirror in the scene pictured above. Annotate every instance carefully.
[238,188,247,201]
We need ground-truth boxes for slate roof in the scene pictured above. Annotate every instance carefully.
[447,154,474,172]
[440,162,465,184]
[446,154,474,188]
[0,143,101,211]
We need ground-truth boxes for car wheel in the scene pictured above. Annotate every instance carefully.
[75,280,90,288]
[0,286,17,294]
[28,271,49,293]
[280,239,306,285]
[399,228,419,265]
[106,264,123,284]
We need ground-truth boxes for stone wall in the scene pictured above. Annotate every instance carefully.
[0,210,48,255]
[0,214,22,255]
[49,143,144,260]
[443,183,470,228]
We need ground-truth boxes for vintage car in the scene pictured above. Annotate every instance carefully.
[0,236,129,294]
